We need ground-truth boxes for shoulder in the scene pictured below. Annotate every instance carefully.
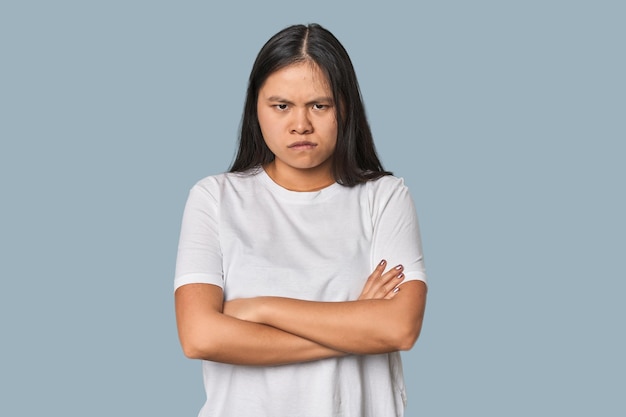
[182,169,264,214]
[191,168,263,195]
[362,175,416,214]
[366,174,407,189]
[364,174,411,198]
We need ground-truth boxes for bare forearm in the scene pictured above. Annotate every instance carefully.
[257,299,404,354]
[184,313,345,365]
[252,281,427,354]
[175,284,345,366]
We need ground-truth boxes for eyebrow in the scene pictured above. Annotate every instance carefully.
[265,95,334,105]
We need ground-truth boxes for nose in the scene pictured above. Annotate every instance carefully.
[290,108,313,134]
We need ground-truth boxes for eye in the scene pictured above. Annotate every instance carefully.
[313,104,329,110]
[274,104,288,111]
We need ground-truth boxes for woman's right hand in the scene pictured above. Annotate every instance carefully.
[358,260,405,300]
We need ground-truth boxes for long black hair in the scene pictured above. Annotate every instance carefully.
[229,23,391,186]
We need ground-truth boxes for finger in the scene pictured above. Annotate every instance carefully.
[359,259,387,297]
[384,285,401,300]
[362,264,403,300]
[372,266,404,298]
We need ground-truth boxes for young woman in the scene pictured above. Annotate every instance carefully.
[174,23,428,417]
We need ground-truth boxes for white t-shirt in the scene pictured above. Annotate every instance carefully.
[175,168,427,417]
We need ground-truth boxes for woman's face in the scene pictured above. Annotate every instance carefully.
[257,62,337,184]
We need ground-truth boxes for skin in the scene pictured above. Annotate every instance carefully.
[222,273,427,355]
[257,61,337,192]
[175,61,428,364]
[175,260,419,364]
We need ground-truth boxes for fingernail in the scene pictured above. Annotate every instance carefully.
[379,259,387,266]
[396,273,404,280]
[393,286,400,293]
[395,264,403,271]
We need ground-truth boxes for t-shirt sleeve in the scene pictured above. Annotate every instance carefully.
[369,177,427,285]
[174,181,224,291]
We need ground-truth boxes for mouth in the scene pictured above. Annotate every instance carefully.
[288,141,317,149]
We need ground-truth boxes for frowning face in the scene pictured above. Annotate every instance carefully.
[257,62,338,188]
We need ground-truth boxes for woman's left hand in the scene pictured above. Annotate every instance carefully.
[358,260,405,301]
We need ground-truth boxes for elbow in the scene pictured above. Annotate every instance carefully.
[392,320,423,352]
[181,341,203,360]
[179,336,203,359]
[395,329,420,351]
[179,333,218,360]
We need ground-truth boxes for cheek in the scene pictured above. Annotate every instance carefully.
[326,121,339,142]
[257,114,284,153]
[256,110,274,138]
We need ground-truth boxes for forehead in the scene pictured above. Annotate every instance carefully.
[260,62,331,95]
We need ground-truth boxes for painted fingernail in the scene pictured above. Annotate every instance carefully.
[395,264,403,271]
[396,273,404,280]
[379,259,387,266]
[393,286,400,293]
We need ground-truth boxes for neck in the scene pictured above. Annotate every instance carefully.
[264,161,335,192]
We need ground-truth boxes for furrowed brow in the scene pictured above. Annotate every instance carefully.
[265,96,334,106]
[305,96,334,106]
[266,96,294,104]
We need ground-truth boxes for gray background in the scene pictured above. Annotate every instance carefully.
[1,1,624,416]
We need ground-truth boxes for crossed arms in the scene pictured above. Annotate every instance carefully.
[175,260,427,366]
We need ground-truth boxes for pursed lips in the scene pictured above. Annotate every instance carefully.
[288,141,317,149]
